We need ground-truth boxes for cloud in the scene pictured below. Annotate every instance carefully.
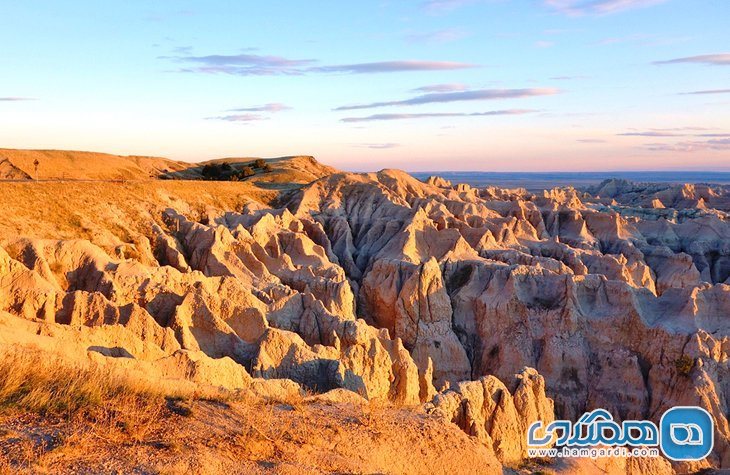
[535,40,555,48]
[544,0,667,15]
[618,127,726,138]
[595,33,690,47]
[680,89,730,95]
[618,131,682,137]
[594,33,648,46]
[335,88,559,111]
[0,97,35,101]
[310,60,475,74]
[543,28,584,35]
[206,114,267,122]
[227,103,291,112]
[145,9,195,22]
[577,139,607,143]
[341,109,537,122]
[411,83,469,93]
[645,138,730,152]
[648,127,713,132]
[421,0,477,13]
[353,143,401,149]
[172,46,193,55]
[404,28,469,43]
[171,53,316,75]
[550,75,589,80]
[654,53,730,66]
[168,53,475,76]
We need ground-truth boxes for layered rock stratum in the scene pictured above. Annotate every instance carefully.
[0,150,728,474]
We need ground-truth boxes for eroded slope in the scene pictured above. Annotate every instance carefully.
[0,166,728,473]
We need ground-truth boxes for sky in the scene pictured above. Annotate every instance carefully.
[1,0,729,171]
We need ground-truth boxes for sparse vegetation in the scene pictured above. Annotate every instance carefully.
[253,159,266,169]
[517,456,553,474]
[0,349,158,417]
[200,163,258,181]
[240,166,255,178]
[0,348,466,474]
[675,354,694,376]
[201,163,223,179]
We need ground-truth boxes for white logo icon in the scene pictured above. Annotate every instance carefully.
[669,423,703,446]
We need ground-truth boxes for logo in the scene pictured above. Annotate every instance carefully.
[660,407,713,461]
[527,406,713,461]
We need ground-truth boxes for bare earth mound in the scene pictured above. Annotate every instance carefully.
[0,159,32,180]
[163,155,339,187]
[0,148,334,186]
[0,149,189,181]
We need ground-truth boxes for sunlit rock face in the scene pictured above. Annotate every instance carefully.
[1,170,728,471]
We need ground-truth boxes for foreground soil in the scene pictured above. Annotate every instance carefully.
[0,398,503,475]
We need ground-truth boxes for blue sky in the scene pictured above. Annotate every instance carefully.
[1,0,728,171]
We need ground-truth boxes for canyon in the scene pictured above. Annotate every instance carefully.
[0,150,728,474]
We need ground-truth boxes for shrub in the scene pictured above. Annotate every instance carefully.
[253,159,266,169]
[675,355,694,376]
[241,166,255,178]
[201,164,221,179]
[262,163,273,173]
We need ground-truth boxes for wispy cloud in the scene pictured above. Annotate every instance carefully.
[577,139,607,143]
[206,113,267,122]
[310,60,475,74]
[679,89,730,95]
[227,103,291,112]
[594,33,689,47]
[335,88,559,111]
[172,46,194,55]
[170,53,316,75]
[616,125,716,137]
[341,109,537,122]
[167,52,475,76]
[645,138,730,152]
[544,0,667,15]
[654,53,730,66]
[618,131,682,137]
[411,83,469,93]
[619,127,729,138]
[649,127,713,132]
[550,75,589,80]
[535,40,555,48]
[145,9,195,22]
[0,97,35,101]
[543,28,584,35]
[353,143,402,149]
[595,33,651,46]
[404,28,469,43]
[421,0,477,14]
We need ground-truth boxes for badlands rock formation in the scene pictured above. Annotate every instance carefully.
[1,161,729,473]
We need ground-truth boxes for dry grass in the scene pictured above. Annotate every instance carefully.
[0,350,158,418]
[0,180,279,254]
[0,349,175,472]
[0,350,500,473]
[0,349,302,472]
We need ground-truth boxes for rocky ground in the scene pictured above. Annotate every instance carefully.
[0,150,728,474]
